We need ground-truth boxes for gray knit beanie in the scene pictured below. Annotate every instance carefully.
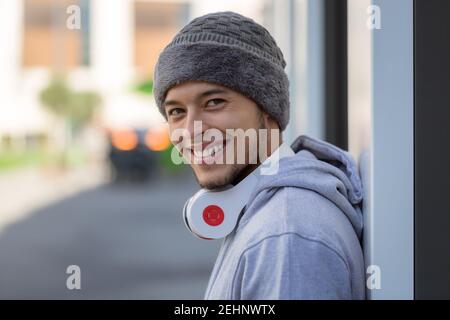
[153,11,290,131]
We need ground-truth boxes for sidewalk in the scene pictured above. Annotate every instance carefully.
[0,163,108,233]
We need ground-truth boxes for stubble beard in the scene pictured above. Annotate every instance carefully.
[195,114,266,190]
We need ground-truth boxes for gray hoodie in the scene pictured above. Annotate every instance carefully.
[204,134,365,300]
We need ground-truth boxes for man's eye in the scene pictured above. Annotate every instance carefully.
[168,108,184,117]
[206,99,225,108]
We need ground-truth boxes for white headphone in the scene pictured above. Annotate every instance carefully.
[183,143,295,240]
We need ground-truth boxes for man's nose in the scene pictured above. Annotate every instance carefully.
[184,110,210,140]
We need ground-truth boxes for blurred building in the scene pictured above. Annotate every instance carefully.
[0,0,268,156]
[0,0,371,159]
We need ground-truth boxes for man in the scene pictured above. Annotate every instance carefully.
[153,11,365,299]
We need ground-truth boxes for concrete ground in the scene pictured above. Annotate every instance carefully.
[0,166,220,299]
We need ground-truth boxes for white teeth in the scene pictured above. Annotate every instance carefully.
[190,143,224,163]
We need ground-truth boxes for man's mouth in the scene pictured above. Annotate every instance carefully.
[187,140,228,165]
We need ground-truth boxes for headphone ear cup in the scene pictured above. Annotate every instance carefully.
[184,185,251,239]
[184,173,258,240]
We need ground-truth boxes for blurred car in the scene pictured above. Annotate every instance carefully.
[107,126,171,182]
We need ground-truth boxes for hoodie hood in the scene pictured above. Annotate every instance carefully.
[242,134,364,240]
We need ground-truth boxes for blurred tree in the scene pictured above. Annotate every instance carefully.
[69,91,102,132]
[39,76,102,168]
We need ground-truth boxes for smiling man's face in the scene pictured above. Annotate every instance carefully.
[164,81,276,190]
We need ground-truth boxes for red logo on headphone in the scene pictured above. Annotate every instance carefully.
[203,205,225,226]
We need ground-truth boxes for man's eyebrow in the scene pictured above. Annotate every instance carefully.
[163,88,228,108]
